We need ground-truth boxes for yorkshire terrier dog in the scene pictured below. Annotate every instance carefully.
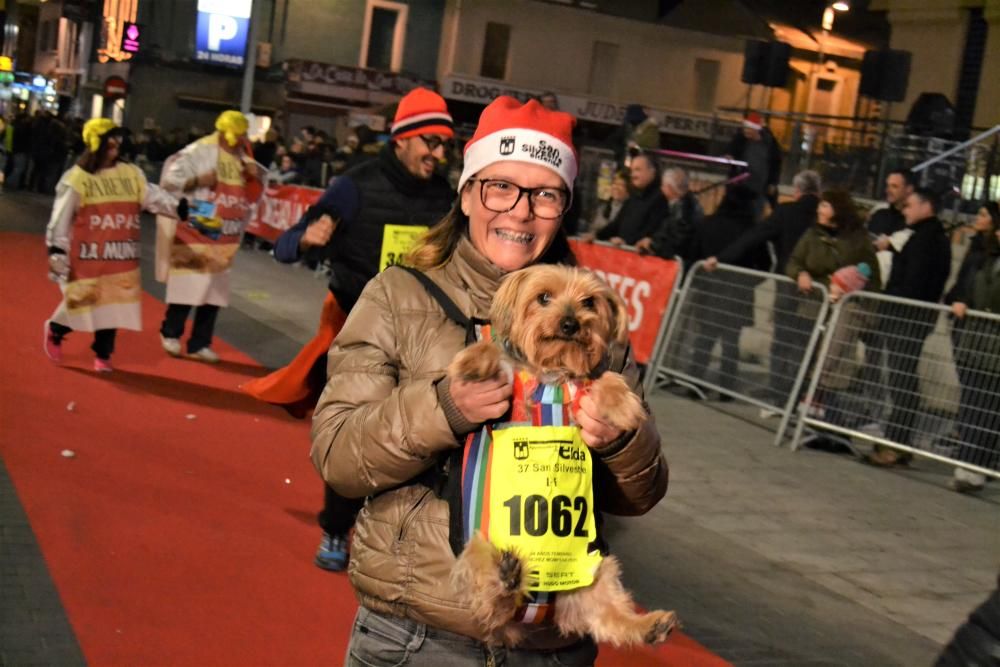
[448,264,678,647]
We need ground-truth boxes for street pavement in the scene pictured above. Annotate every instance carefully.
[2,191,997,666]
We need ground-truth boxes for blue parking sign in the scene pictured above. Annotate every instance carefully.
[194,0,252,68]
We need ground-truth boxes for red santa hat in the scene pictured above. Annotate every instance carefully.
[743,112,764,131]
[458,96,578,192]
[391,87,454,141]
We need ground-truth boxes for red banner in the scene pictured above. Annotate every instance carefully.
[568,239,680,364]
[246,184,324,242]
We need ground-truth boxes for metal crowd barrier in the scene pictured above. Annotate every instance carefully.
[649,261,831,445]
[790,291,1000,480]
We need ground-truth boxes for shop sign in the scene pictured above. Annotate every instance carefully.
[441,75,738,140]
[285,59,435,96]
[103,75,128,99]
[195,0,252,68]
[123,23,141,54]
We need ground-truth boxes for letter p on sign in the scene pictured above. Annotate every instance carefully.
[207,13,239,50]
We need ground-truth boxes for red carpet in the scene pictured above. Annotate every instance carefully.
[0,232,729,666]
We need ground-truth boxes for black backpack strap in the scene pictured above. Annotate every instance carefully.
[396,265,475,557]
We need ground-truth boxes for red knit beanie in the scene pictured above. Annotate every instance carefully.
[458,96,578,192]
[743,112,764,130]
[391,87,454,141]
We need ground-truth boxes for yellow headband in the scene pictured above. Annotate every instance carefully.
[215,110,249,147]
[82,118,118,153]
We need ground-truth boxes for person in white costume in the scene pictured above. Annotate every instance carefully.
[43,118,186,373]
[157,110,262,363]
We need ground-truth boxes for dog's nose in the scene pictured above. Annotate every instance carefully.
[559,316,580,336]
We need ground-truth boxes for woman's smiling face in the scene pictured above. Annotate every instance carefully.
[461,161,566,272]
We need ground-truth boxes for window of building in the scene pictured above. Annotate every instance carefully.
[587,41,618,97]
[480,22,511,80]
[360,0,408,72]
[694,58,720,113]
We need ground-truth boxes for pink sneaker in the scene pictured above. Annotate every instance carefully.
[93,358,113,373]
[43,320,63,363]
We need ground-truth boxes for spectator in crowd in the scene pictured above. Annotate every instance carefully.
[945,202,1000,493]
[241,88,455,574]
[269,153,301,185]
[253,128,280,170]
[868,187,952,467]
[688,185,770,399]
[705,170,821,412]
[311,94,665,664]
[590,153,668,246]
[612,104,659,165]
[869,168,914,238]
[538,90,560,111]
[635,166,703,263]
[5,112,31,189]
[786,190,881,425]
[725,112,781,214]
[586,170,628,235]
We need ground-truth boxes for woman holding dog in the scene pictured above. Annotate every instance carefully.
[311,97,667,665]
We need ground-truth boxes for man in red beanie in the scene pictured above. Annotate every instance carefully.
[242,86,455,571]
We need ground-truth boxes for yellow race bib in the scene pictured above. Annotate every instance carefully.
[485,425,602,591]
[379,224,427,271]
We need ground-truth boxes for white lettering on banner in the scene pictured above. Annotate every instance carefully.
[256,193,309,233]
[89,213,141,231]
[590,270,649,332]
[442,75,739,139]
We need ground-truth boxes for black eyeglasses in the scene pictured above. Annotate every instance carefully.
[470,178,571,220]
[419,135,455,153]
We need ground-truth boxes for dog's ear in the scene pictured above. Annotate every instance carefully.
[605,285,631,345]
[490,269,533,337]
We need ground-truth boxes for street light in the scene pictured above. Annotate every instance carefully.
[832,1,850,11]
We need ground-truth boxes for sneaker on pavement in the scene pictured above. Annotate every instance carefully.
[315,532,349,572]
[43,320,62,363]
[93,358,113,373]
[948,467,986,494]
[187,347,219,363]
[161,335,182,357]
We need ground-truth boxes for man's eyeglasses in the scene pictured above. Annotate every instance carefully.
[469,178,571,220]
[420,135,455,153]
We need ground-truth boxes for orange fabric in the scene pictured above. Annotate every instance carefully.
[240,292,347,412]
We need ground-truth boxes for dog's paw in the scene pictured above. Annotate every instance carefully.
[643,610,680,644]
[589,371,645,432]
[498,549,526,592]
[448,340,502,382]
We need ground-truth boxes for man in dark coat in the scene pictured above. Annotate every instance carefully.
[705,170,821,407]
[869,187,952,466]
[593,153,669,246]
[868,168,914,237]
[687,186,770,397]
[243,88,456,571]
[635,166,704,264]
[725,112,782,212]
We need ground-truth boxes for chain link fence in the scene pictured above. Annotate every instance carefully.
[789,291,1000,479]
[649,261,830,445]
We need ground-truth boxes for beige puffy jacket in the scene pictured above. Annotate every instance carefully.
[311,236,668,648]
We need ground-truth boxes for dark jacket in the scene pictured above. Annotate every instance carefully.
[884,216,951,303]
[867,205,906,237]
[649,192,704,262]
[936,576,1000,667]
[944,234,992,305]
[274,145,454,311]
[596,182,669,245]
[725,129,782,197]
[786,224,881,290]
[718,193,819,273]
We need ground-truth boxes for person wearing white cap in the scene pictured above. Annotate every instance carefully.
[311,96,666,664]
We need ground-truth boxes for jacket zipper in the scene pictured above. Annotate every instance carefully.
[397,487,433,542]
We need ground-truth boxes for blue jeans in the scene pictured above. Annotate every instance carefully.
[346,607,598,667]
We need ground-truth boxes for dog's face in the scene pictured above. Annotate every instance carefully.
[490,265,630,378]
